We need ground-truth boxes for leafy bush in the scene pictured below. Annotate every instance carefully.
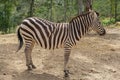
[101,18,115,26]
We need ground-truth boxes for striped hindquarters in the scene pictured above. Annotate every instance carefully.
[19,17,69,49]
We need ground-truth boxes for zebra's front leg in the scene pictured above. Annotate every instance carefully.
[24,42,36,70]
[64,48,71,78]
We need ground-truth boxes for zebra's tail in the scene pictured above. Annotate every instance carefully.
[16,27,23,52]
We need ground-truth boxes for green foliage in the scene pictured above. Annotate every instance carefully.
[0,0,30,34]
[93,0,111,17]
[34,0,78,22]
[0,0,120,34]
[101,18,115,26]
[0,0,13,34]
[93,0,120,24]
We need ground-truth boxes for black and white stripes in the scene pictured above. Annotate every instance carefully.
[19,17,69,49]
[17,11,105,51]
[17,10,106,77]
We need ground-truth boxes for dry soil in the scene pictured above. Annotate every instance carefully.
[0,26,120,80]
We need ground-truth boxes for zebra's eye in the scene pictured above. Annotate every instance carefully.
[98,25,100,28]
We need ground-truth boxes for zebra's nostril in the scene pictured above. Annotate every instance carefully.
[99,29,106,36]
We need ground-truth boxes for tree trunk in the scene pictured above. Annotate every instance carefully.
[64,0,67,22]
[84,0,92,11]
[110,0,114,21]
[78,0,83,14]
[110,0,112,21]
[50,0,53,21]
[114,0,117,22]
[28,0,34,17]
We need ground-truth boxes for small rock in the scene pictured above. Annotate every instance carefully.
[109,69,117,73]
[3,73,6,75]
[110,48,115,51]
[12,74,16,77]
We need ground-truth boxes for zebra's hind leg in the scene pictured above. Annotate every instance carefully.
[24,41,36,70]
[64,47,71,78]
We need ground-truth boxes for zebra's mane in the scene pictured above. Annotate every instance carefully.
[69,11,91,23]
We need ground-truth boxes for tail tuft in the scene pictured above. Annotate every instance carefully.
[16,27,23,52]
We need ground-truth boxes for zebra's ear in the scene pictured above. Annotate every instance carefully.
[95,11,99,16]
[88,9,92,12]
[89,9,94,16]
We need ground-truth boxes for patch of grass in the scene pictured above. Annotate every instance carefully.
[101,18,115,26]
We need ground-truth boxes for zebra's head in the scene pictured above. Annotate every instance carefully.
[90,10,106,36]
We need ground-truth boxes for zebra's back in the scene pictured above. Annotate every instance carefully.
[19,17,69,49]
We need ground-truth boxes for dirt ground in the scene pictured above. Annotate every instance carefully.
[0,26,120,80]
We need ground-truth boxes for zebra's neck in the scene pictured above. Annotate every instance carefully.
[69,13,93,44]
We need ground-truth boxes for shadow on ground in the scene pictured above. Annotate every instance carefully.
[13,70,63,80]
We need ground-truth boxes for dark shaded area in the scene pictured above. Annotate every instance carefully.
[13,71,63,80]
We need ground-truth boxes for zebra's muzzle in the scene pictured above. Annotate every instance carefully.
[99,29,106,36]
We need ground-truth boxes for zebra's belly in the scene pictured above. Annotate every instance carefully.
[34,35,65,49]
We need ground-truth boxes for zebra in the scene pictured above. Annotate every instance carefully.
[16,10,106,77]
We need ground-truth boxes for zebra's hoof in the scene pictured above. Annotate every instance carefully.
[32,64,36,69]
[27,64,36,70]
[27,65,33,70]
[64,70,69,77]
